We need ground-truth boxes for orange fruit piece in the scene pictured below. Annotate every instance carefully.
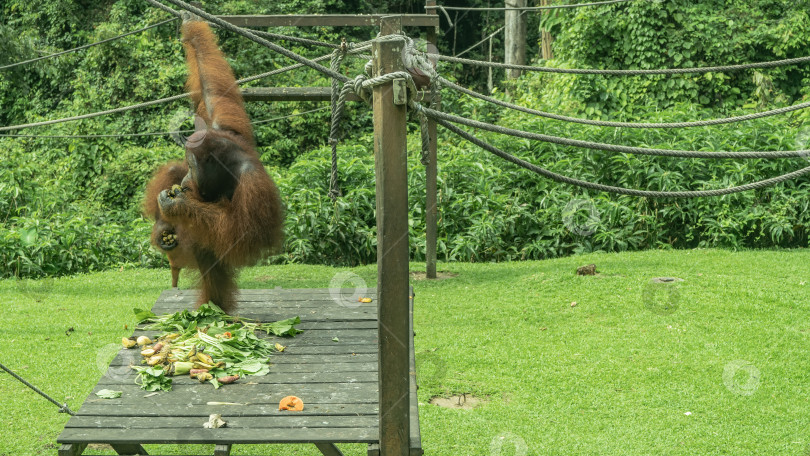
[279,395,304,411]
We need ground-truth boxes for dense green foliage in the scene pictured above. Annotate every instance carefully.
[543,0,810,116]
[1,0,810,277]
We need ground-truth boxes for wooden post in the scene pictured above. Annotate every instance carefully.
[373,16,411,456]
[58,444,86,456]
[487,36,494,94]
[425,0,439,280]
[504,0,527,79]
[541,0,554,60]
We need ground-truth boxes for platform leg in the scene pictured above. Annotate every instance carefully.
[367,443,380,456]
[58,443,87,456]
[315,443,346,456]
[111,443,148,455]
[214,444,232,456]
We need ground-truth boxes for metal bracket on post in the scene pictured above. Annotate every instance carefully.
[393,79,408,106]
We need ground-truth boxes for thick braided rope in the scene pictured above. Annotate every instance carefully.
[0,41,373,132]
[358,71,418,98]
[0,107,330,139]
[436,119,810,198]
[419,109,431,166]
[142,0,182,16]
[0,18,178,71]
[0,361,75,415]
[438,76,810,128]
[0,47,350,132]
[431,54,810,75]
[161,0,351,83]
[418,80,440,166]
[418,105,810,159]
[0,94,188,132]
[328,47,348,200]
[144,0,373,51]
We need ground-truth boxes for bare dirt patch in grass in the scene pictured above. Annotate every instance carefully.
[429,394,487,410]
[409,271,459,280]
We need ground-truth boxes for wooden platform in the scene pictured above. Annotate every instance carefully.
[56,288,422,456]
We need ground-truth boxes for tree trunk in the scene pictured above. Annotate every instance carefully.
[504,0,527,79]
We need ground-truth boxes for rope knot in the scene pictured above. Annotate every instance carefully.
[401,35,439,85]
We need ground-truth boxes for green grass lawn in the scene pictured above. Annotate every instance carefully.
[1,249,809,455]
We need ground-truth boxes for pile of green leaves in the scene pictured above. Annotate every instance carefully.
[131,304,301,390]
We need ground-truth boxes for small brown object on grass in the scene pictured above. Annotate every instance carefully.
[576,264,597,275]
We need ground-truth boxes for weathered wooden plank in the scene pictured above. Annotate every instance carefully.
[108,350,376,365]
[82,382,377,406]
[240,87,434,103]
[277,345,379,355]
[149,299,376,311]
[108,346,377,365]
[75,403,379,418]
[229,300,375,307]
[125,328,377,342]
[149,304,374,313]
[98,370,377,386]
[217,14,439,28]
[57,427,378,444]
[241,87,363,102]
[156,288,376,297]
[66,415,378,429]
[154,294,377,305]
[134,320,378,332]
[267,353,377,364]
[145,309,377,322]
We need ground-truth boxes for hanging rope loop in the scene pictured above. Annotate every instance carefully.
[328,46,350,201]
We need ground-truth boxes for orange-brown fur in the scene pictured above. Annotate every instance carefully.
[143,161,197,288]
[143,20,283,313]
